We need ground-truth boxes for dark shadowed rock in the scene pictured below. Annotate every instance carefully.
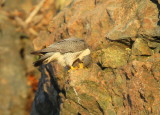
[31,64,63,115]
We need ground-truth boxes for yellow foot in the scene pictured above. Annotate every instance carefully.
[71,66,78,70]
[79,63,84,69]
[68,66,78,72]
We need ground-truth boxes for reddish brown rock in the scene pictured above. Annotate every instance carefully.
[122,58,160,114]
[31,0,160,114]
[33,0,160,49]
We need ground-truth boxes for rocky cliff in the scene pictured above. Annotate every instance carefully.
[31,0,160,114]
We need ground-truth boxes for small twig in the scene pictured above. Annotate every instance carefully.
[25,0,46,24]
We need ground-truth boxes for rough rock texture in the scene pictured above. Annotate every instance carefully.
[31,0,160,114]
[99,43,130,68]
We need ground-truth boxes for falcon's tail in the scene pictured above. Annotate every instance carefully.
[31,50,45,55]
[31,51,40,55]
[33,60,43,67]
[33,52,55,67]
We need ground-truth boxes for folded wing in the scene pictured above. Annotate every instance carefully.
[31,38,88,55]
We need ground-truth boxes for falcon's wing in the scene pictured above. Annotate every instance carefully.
[31,38,88,54]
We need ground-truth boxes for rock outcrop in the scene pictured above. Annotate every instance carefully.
[31,0,160,114]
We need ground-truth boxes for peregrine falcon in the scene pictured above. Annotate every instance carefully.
[31,37,91,69]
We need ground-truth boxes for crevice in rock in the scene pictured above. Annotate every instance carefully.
[105,37,134,48]
[106,9,114,23]
[139,92,147,103]
[130,71,134,78]
[83,31,87,35]
[110,95,115,107]
[139,36,160,43]
[124,72,130,80]
[96,101,104,115]
[66,27,70,36]
[77,112,81,115]
[142,65,149,71]
[63,14,67,24]
[76,102,89,112]
[60,33,64,39]
[152,36,160,42]
[116,39,134,48]
[149,47,156,50]
[20,48,25,59]
[135,55,151,56]
[157,20,160,26]
[97,62,107,70]
[127,94,132,108]
[61,89,67,98]
[111,88,122,97]
[122,94,129,108]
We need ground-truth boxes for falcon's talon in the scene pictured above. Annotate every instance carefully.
[79,63,84,69]
[68,66,78,72]
[71,66,78,70]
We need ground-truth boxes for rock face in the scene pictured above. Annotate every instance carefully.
[31,0,160,114]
